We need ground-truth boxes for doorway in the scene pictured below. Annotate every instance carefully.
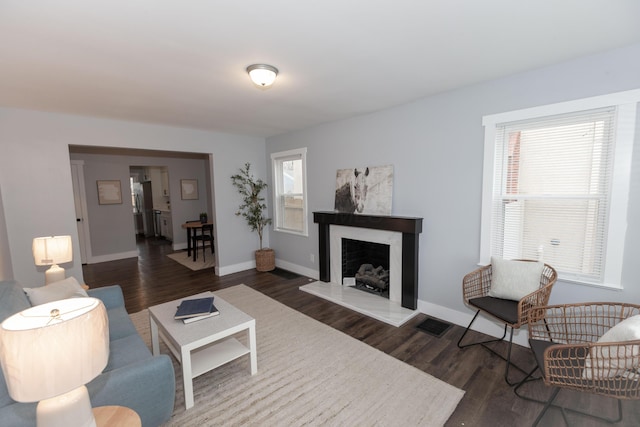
[130,167,154,237]
[130,166,171,240]
[70,160,92,264]
[68,146,214,266]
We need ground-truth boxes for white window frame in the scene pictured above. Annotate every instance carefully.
[271,148,308,236]
[480,89,640,289]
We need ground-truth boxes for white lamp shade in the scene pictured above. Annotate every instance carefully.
[247,64,278,87]
[33,236,73,266]
[0,298,109,402]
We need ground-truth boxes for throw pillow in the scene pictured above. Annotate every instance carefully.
[487,257,544,301]
[583,314,640,380]
[24,276,88,306]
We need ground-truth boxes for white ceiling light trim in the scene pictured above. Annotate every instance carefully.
[246,64,279,87]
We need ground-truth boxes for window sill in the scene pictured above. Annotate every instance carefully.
[556,275,623,291]
[476,261,624,291]
[274,227,308,237]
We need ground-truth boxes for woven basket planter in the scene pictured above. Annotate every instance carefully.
[255,248,275,272]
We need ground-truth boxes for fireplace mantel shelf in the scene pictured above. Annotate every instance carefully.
[313,211,422,235]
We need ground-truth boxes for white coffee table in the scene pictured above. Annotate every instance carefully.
[148,291,257,409]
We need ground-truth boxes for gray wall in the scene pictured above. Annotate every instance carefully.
[69,152,210,257]
[266,43,640,327]
[1,41,638,325]
[0,108,265,285]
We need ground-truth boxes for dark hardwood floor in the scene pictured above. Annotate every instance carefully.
[82,236,640,426]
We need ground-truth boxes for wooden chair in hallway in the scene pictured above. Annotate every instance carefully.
[193,223,214,262]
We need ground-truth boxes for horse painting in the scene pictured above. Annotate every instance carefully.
[334,167,370,213]
[334,165,393,215]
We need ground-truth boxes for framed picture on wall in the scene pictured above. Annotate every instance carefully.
[334,165,393,214]
[181,179,198,200]
[97,180,122,205]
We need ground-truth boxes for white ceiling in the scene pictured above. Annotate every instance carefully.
[2,1,640,138]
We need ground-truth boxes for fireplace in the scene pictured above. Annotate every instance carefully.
[311,211,422,312]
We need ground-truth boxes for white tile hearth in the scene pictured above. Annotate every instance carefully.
[300,281,419,327]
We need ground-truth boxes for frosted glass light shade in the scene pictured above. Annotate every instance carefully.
[247,64,278,87]
[0,297,109,402]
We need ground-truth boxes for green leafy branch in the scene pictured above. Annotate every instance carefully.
[230,163,272,250]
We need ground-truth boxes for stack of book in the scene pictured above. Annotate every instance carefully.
[174,296,219,324]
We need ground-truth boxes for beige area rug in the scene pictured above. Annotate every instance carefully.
[166,250,215,271]
[130,285,464,426]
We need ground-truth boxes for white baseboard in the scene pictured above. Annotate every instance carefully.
[218,261,255,276]
[275,259,319,280]
[88,251,138,264]
[217,258,319,279]
[215,257,527,346]
[173,242,188,251]
[417,299,529,347]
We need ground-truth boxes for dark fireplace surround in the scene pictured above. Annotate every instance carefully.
[314,211,423,310]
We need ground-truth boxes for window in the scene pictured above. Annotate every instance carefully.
[481,90,639,288]
[271,148,308,236]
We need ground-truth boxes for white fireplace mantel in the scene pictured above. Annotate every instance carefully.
[330,225,402,303]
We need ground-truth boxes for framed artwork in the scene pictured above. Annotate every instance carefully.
[181,179,198,200]
[97,180,122,205]
[334,164,393,215]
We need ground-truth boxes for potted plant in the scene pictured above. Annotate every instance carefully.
[231,163,275,271]
[199,212,208,223]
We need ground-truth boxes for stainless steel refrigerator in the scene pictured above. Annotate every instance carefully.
[141,181,155,237]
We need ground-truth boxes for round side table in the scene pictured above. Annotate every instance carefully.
[93,405,141,427]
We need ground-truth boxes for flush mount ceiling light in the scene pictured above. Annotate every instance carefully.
[246,64,279,87]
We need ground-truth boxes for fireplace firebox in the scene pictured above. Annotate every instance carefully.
[342,238,390,279]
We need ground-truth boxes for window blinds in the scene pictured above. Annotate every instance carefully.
[491,107,616,282]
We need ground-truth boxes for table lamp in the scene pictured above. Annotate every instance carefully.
[32,235,73,285]
[0,297,109,427]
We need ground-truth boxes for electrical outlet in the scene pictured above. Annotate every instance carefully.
[310,253,315,263]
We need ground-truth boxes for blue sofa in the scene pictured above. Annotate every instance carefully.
[0,280,175,427]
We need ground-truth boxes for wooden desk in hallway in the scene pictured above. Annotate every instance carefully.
[182,221,213,261]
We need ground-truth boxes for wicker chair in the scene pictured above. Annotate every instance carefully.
[457,261,557,384]
[515,302,640,426]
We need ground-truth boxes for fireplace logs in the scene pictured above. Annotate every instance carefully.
[355,263,389,295]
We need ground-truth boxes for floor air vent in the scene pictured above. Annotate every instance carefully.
[416,317,452,338]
